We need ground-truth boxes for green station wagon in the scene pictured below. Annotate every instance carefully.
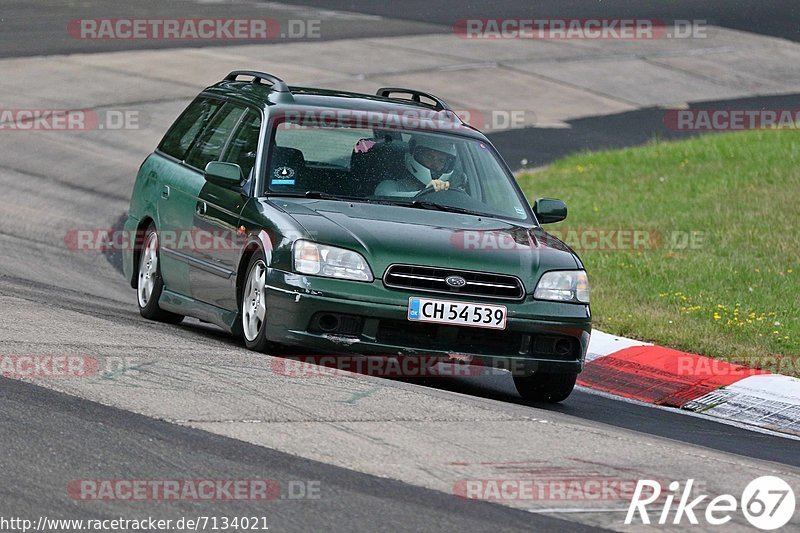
[123,70,591,402]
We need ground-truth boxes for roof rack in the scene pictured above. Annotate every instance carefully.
[376,87,455,113]
[224,70,290,93]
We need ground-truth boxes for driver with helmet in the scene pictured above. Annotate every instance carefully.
[374,135,457,195]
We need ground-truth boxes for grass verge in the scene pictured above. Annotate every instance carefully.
[517,129,799,375]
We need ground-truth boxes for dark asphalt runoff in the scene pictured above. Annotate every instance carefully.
[280,0,800,42]
[488,92,800,168]
[2,0,796,60]
[0,0,444,58]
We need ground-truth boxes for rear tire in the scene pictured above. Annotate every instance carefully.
[136,225,184,324]
[513,372,577,403]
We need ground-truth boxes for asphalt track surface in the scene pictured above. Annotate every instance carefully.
[0,377,585,532]
[1,1,799,532]
[72,212,800,471]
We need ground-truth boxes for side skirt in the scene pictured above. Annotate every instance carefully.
[159,289,238,333]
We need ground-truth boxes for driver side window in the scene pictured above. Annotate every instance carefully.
[220,109,262,180]
[185,103,246,171]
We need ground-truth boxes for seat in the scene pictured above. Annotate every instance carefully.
[349,139,408,196]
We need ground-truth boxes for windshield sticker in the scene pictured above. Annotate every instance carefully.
[272,166,296,185]
[515,207,525,216]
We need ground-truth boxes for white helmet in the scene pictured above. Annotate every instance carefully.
[405,135,457,184]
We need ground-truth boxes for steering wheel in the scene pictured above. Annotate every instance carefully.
[413,185,471,200]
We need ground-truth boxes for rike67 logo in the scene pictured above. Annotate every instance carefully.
[626,476,796,530]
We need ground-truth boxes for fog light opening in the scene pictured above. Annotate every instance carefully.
[317,314,340,333]
[555,339,573,357]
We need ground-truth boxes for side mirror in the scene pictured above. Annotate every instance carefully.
[204,161,242,186]
[533,198,567,224]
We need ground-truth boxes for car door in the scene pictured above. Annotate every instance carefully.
[195,107,263,311]
[183,102,252,310]
[154,97,223,296]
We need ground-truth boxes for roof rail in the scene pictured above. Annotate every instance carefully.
[224,70,290,93]
[376,87,455,113]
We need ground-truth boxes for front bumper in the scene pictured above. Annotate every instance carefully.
[263,268,591,376]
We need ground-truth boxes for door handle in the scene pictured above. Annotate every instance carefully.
[161,185,170,199]
[196,201,207,216]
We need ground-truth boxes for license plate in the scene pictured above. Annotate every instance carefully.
[407,297,507,330]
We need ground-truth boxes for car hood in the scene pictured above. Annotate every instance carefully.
[269,198,580,291]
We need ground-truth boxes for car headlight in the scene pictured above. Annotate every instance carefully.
[534,270,590,303]
[293,240,373,282]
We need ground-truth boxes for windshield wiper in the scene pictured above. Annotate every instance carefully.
[303,190,343,200]
[404,200,486,217]
[268,190,373,203]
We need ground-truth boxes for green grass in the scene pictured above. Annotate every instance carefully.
[517,130,800,375]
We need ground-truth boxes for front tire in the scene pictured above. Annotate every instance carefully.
[513,372,577,403]
[241,253,272,352]
[137,225,184,324]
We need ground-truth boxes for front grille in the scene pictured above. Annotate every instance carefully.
[383,264,525,300]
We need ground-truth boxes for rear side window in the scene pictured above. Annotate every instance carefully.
[158,98,222,160]
[185,103,247,171]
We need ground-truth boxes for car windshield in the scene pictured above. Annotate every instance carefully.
[265,119,531,221]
